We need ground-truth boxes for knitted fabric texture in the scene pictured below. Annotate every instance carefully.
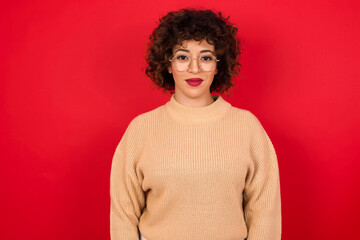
[110,94,282,240]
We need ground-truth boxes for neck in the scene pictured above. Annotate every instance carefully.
[165,94,232,124]
[173,93,215,108]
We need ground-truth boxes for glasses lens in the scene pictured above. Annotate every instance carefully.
[172,55,189,72]
[199,55,217,72]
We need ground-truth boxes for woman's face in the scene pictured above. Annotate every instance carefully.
[168,39,218,100]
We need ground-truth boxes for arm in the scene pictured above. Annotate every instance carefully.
[243,113,282,240]
[110,117,146,240]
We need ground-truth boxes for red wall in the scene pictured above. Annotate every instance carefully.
[1,0,359,239]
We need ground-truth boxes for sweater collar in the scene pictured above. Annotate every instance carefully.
[165,94,232,124]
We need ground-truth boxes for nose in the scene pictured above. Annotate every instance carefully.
[188,58,200,73]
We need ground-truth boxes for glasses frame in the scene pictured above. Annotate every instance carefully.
[169,54,220,72]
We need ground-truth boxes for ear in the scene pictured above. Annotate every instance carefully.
[168,65,172,74]
[215,68,218,75]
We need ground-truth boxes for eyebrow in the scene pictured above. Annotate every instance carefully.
[175,49,215,54]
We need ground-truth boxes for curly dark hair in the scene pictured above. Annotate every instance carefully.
[145,8,242,95]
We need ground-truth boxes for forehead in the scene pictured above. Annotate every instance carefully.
[173,39,215,52]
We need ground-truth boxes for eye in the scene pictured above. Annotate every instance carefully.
[175,55,189,61]
[201,55,214,61]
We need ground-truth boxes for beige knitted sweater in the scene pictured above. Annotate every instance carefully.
[110,94,282,240]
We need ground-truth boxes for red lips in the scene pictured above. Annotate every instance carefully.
[185,78,203,86]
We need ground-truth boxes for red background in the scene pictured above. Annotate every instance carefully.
[1,0,359,239]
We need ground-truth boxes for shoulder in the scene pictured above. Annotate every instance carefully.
[123,104,165,139]
[228,105,263,127]
[227,106,270,141]
[129,105,164,126]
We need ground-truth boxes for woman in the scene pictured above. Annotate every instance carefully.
[110,8,281,240]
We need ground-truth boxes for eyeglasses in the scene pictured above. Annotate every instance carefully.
[169,54,219,72]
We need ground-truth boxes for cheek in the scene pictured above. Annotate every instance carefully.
[171,72,183,84]
[207,71,216,81]
[172,71,178,80]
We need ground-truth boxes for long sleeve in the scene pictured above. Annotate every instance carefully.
[110,117,146,240]
[243,113,282,240]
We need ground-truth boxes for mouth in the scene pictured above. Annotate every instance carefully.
[185,78,203,86]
